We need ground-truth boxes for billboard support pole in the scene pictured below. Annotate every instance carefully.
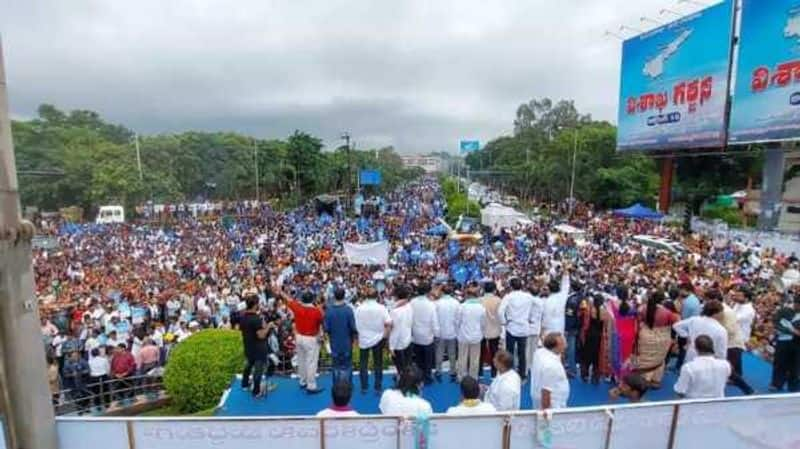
[658,157,674,213]
[0,39,59,449]
[758,143,785,230]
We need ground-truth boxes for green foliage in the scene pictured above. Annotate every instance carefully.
[440,177,479,224]
[701,205,744,227]
[13,105,423,214]
[163,329,244,414]
[464,97,754,209]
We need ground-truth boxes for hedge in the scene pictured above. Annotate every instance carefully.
[163,329,244,413]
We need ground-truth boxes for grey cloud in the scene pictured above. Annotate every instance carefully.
[0,0,700,153]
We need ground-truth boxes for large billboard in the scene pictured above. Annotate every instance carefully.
[617,0,735,151]
[728,0,800,144]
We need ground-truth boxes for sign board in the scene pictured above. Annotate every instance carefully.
[728,0,800,144]
[616,0,735,151]
[359,169,382,186]
[459,140,480,153]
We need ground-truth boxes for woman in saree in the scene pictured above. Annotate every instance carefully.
[635,290,680,388]
[579,294,614,384]
[608,285,638,380]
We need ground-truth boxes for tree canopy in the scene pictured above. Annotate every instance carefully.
[13,104,424,214]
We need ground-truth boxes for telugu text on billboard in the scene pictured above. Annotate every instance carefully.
[616,0,734,151]
[728,0,800,144]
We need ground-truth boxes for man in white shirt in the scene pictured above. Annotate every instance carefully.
[673,300,728,362]
[485,350,521,411]
[456,283,486,381]
[355,287,392,393]
[498,278,534,378]
[718,296,754,395]
[675,335,731,399]
[732,289,756,344]
[540,273,571,336]
[316,381,360,417]
[531,332,569,410]
[447,376,497,415]
[410,281,439,384]
[389,284,414,373]
[435,284,461,382]
[380,365,433,416]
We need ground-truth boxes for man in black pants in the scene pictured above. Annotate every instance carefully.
[240,295,271,398]
[770,297,800,393]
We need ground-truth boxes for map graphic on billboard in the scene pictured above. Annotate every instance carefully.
[616,0,734,151]
[729,0,800,144]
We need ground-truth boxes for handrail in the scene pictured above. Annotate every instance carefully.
[54,391,800,422]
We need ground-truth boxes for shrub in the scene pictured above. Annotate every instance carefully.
[701,205,744,228]
[163,329,244,413]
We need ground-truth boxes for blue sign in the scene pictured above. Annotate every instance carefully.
[729,0,800,144]
[459,140,480,153]
[616,1,734,151]
[359,169,382,186]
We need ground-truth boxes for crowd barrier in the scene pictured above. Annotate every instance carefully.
[55,392,800,449]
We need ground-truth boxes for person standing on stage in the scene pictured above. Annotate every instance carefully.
[481,281,502,378]
[240,294,271,398]
[411,280,439,384]
[274,285,325,394]
[456,281,485,381]
[389,284,414,374]
[324,287,356,386]
[498,278,535,379]
[434,282,460,382]
[355,284,392,394]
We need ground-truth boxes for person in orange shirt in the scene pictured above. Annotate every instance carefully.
[273,284,325,394]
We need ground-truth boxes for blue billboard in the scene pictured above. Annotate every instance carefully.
[617,0,735,151]
[359,169,382,186]
[729,0,800,144]
[459,140,480,153]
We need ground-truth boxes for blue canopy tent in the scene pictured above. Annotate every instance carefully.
[613,203,663,220]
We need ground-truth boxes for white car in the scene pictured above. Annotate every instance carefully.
[96,205,125,224]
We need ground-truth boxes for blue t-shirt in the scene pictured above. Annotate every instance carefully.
[682,294,701,319]
[323,303,356,355]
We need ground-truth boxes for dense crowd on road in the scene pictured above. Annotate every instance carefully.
[34,177,800,414]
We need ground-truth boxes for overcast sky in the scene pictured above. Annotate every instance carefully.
[0,0,703,153]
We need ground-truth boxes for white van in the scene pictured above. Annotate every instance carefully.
[96,205,125,224]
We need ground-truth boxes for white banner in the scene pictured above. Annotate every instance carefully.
[344,241,389,266]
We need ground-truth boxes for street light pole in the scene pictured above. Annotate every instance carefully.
[252,138,259,202]
[341,132,352,211]
[134,133,143,182]
[0,39,58,449]
[569,128,579,216]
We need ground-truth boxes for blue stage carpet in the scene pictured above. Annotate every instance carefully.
[215,353,780,416]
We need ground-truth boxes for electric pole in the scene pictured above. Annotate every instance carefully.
[253,138,259,202]
[0,39,58,449]
[342,132,352,211]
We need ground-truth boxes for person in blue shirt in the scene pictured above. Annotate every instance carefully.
[770,296,800,392]
[324,288,357,386]
[675,284,701,371]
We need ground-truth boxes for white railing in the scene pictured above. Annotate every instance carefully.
[55,392,800,449]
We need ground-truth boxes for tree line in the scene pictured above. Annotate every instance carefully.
[13,104,425,215]
[463,98,762,211]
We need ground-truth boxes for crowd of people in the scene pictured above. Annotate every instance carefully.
[34,177,800,415]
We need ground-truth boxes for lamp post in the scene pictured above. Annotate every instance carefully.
[568,128,580,217]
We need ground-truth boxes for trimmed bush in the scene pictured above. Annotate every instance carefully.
[163,329,244,413]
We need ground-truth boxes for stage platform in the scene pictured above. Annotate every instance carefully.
[215,352,780,416]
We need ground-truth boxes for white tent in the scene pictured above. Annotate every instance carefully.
[481,203,529,229]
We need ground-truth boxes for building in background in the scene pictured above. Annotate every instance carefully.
[400,155,443,173]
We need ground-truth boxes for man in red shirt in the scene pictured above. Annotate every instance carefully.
[275,286,325,394]
[110,343,136,400]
